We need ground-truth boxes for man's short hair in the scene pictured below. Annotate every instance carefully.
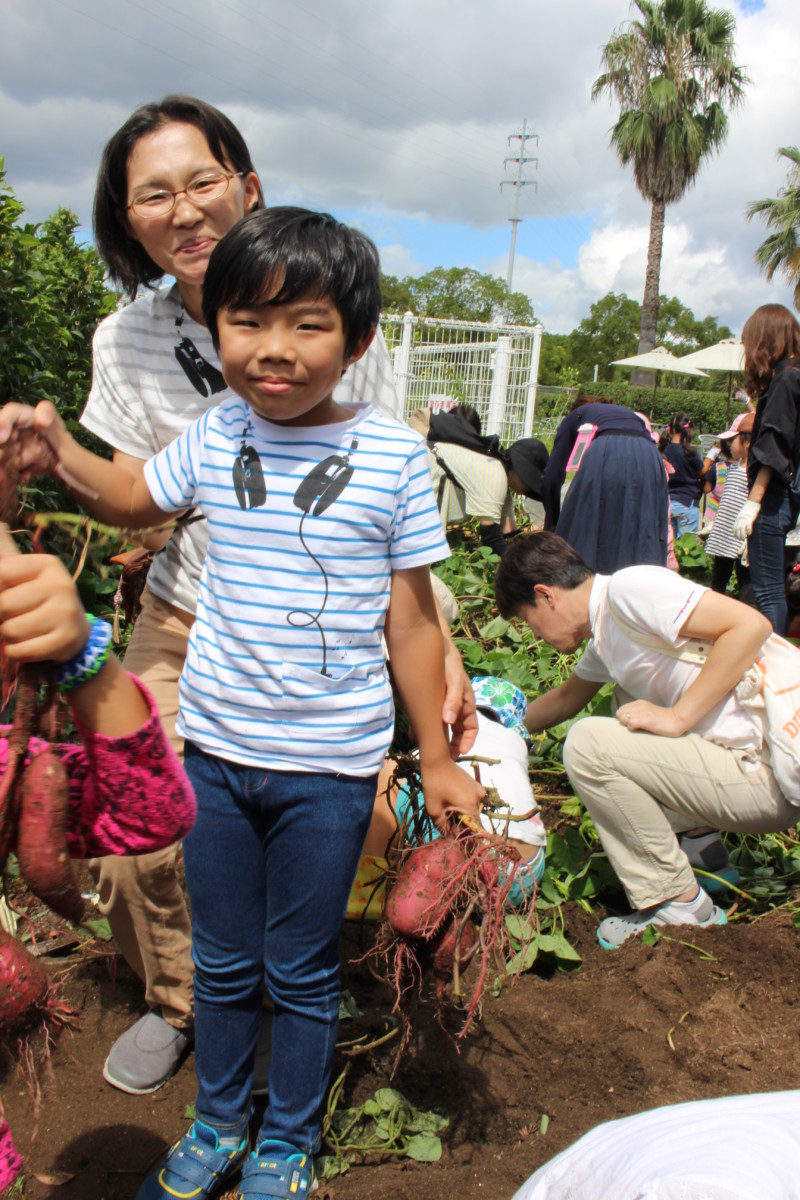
[202,206,381,358]
[494,532,592,617]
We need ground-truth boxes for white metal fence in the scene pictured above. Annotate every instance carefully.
[380,312,545,443]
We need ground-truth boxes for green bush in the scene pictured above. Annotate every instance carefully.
[564,379,734,432]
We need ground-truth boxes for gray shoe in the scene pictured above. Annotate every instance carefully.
[251,1010,273,1097]
[597,890,727,951]
[103,1010,192,1094]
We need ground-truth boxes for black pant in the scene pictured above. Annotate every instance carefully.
[710,554,749,595]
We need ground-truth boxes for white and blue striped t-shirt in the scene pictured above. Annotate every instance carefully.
[143,399,449,777]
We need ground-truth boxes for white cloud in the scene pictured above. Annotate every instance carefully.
[0,0,797,335]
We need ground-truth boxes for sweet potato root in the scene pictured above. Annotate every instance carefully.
[17,747,85,925]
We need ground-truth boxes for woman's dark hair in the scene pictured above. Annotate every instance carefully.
[93,94,264,297]
[669,412,694,452]
[494,531,592,618]
[452,404,482,435]
[569,390,613,413]
[741,304,800,395]
[202,207,381,358]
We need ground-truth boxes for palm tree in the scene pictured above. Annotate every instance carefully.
[593,0,746,378]
[747,146,800,309]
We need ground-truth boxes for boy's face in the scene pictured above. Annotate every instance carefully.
[217,290,371,426]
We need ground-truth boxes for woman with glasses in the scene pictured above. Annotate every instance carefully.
[0,95,474,1100]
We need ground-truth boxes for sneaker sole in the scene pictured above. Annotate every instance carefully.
[597,906,728,951]
[102,1055,183,1095]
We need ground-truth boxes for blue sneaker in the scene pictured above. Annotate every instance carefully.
[502,848,545,908]
[238,1141,316,1198]
[135,1118,248,1199]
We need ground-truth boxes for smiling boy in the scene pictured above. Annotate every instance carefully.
[2,207,482,1199]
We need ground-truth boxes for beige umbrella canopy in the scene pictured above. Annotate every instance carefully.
[610,345,708,415]
[678,338,745,424]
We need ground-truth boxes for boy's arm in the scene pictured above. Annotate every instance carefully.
[385,566,484,829]
[525,674,602,733]
[0,401,166,527]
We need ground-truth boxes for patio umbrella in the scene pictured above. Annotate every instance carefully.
[610,345,708,417]
[678,338,745,424]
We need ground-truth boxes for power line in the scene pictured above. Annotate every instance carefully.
[500,118,538,290]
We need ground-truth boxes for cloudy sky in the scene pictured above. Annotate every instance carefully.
[2,0,797,333]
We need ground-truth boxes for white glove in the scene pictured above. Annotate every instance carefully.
[733,499,761,541]
[706,445,721,462]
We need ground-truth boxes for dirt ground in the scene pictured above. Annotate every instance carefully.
[4,897,800,1200]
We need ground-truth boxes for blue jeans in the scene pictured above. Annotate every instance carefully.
[669,499,700,539]
[182,743,377,1153]
[748,488,796,635]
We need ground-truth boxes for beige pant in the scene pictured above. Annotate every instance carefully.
[563,715,797,909]
[88,590,194,1030]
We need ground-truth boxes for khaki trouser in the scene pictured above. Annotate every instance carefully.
[563,715,797,910]
[88,591,194,1031]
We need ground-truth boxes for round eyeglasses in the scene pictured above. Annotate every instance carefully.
[127,170,246,219]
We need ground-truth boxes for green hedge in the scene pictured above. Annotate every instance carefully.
[534,380,738,432]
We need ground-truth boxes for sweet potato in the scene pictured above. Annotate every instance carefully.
[385,839,467,939]
[17,747,85,925]
[0,929,49,1033]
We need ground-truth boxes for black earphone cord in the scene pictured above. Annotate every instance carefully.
[286,512,331,677]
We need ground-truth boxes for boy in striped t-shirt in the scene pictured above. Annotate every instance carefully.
[10,208,483,1200]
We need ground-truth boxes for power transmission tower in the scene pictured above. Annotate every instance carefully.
[500,119,538,295]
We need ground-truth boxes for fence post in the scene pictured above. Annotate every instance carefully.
[522,323,543,437]
[486,335,512,436]
[394,311,414,418]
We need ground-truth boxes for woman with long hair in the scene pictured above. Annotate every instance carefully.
[733,304,800,633]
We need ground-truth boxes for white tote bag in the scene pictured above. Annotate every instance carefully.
[607,598,800,805]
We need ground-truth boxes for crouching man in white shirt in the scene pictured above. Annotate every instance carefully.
[494,531,795,950]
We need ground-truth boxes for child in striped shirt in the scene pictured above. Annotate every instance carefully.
[1,208,483,1200]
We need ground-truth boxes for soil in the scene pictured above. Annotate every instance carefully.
[4,899,800,1200]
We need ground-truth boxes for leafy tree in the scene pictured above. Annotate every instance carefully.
[569,292,642,381]
[539,290,732,386]
[0,160,116,434]
[747,145,800,309]
[380,266,534,325]
[592,0,746,377]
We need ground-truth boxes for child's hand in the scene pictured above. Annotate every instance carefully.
[420,758,485,834]
[0,525,90,664]
[442,648,478,758]
[0,401,69,482]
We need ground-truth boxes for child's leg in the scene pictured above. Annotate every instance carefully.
[258,770,376,1156]
[181,744,268,1131]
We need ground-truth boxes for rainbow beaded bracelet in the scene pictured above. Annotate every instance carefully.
[56,615,113,694]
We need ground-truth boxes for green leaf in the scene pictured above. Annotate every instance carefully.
[374,1087,404,1111]
[641,924,661,946]
[184,1104,196,1120]
[404,1133,443,1162]
[479,616,511,639]
[83,917,113,941]
[539,1113,550,1135]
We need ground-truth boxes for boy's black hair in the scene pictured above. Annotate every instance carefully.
[93,94,264,298]
[494,531,592,618]
[202,207,382,358]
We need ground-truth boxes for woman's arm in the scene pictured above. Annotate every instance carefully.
[525,673,602,733]
[0,528,195,854]
[616,589,772,738]
[540,412,578,529]
[385,566,484,829]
